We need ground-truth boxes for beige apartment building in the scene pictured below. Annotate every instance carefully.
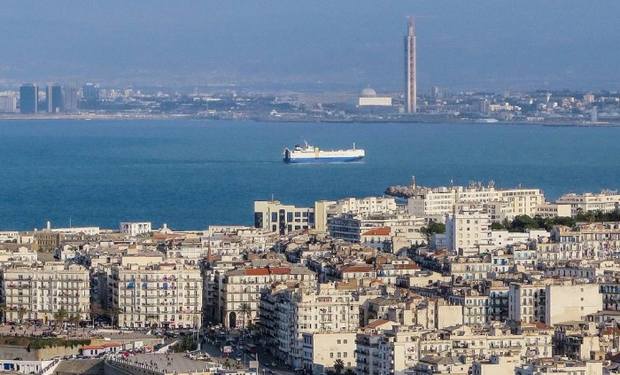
[406,182,545,222]
[254,200,314,235]
[445,205,492,256]
[260,282,360,370]
[111,261,202,329]
[557,191,620,216]
[314,197,398,232]
[216,265,316,328]
[1,262,90,323]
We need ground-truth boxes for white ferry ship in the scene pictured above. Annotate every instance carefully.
[283,142,365,163]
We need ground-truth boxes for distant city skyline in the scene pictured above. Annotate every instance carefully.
[1,1,620,91]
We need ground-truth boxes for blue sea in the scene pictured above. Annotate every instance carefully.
[0,119,619,230]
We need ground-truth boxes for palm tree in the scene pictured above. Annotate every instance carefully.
[106,307,122,328]
[239,303,251,329]
[333,359,345,375]
[53,308,68,328]
[68,315,80,334]
[0,303,6,324]
[17,307,27,325]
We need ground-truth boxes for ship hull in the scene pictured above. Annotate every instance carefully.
[284,155,364,163]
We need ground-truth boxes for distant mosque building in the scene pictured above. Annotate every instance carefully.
[357,87,393,107]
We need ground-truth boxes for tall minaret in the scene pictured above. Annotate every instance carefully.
[405,16,417,113]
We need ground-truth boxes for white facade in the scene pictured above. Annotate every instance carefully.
[534,203,572,218]
[407,182,545,221]
[217,265,316,328]
[1,262,90,322]
[358,96,392,107]
[557,191,620,216]
[508,283,546,324]
[254,200,314,235]
[0,91,17,113]
[545,283,602,326]
[111,261,202,328]
[302,332,357,372]
[261,283,360,370]
[445,205,492,255]
[328,213,424,244]
[120,222,152,236]
[315,196,398,233]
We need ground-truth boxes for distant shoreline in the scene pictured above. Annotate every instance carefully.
[0,113,618,128]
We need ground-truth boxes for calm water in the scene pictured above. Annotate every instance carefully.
[0,119,619,230]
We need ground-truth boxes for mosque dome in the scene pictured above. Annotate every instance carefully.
[360,88,377,97]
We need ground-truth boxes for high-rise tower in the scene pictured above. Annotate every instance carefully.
[405,17,417,113]
[46,84,64,113]
[19,83,38,114]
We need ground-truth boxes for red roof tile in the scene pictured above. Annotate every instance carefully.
[244,268,270,276]
[361,227,391,236]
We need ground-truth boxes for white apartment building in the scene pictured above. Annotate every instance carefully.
[1,262,90,323]
[557,191,620,216]
[111,261,202,328]
[445,205,492,256]
[0,247,37,263]
[254,200,314,235]
[216,265,316,328]
[535,203,572,218]
[315,197,398,232]
[302,332,357,373]
[120,222,152,236]
[328,213,425,244]
[260,282,360,369]
[515,359,602,375]
[206,225,277,253]
[508,282,546,324]
[535,223,620,265]
[356,324,421,375]
[545,283,602,326]
[419,324,552,361]
[406,181,545,222]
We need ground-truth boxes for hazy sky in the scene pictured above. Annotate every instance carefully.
[1,0,619,91]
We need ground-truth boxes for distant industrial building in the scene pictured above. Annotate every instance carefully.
[19,83,38,114]
[357,88,392,107]
[0,91,17,113]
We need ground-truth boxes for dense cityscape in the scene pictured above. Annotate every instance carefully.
[1,180,620,374]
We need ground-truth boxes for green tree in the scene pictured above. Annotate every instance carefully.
[508,215,539,232]
[53,308,68,327]
[491,222,505,230]
[421,221,445,240]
